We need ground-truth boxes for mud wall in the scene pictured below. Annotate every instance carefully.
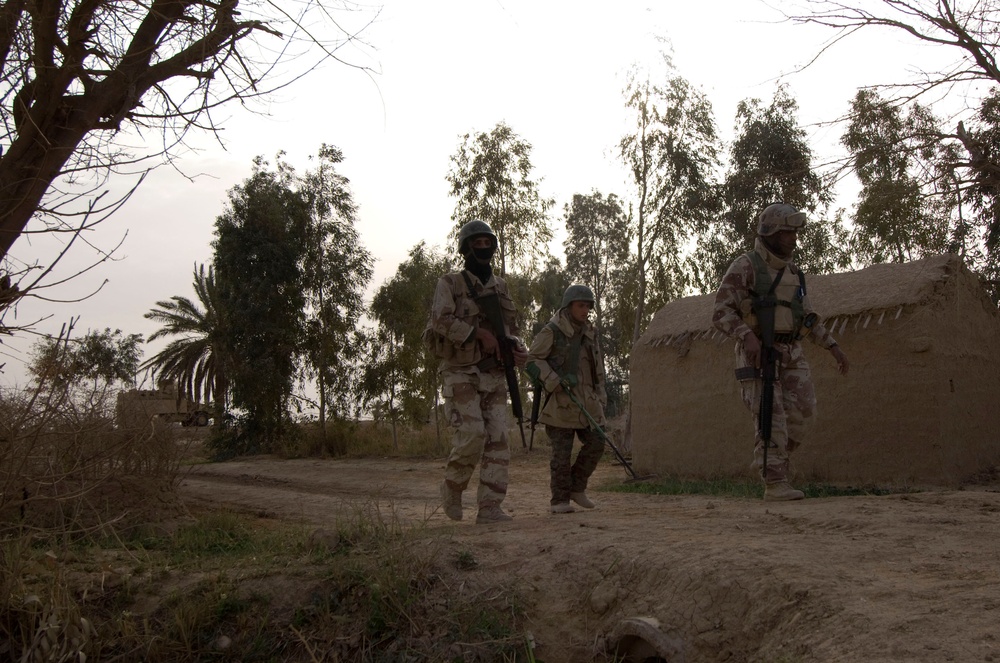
[630,261,1000,487]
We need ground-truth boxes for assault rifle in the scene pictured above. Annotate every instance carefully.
[528,381,555,451]
[474,287,528,449]
[752,267,784,481]
[561,383,640,480]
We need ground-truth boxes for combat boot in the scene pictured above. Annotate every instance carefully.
[764,481,805,502]
[475,504,513,524]
[440,480,463,521]
[570,491,596,509]
[550,502,575,514]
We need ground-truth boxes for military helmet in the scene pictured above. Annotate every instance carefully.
[457,219,497,254]
[757,203,807,237]
[560,284,595,310]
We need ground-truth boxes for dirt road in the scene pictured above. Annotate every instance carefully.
[178,449,1000,662]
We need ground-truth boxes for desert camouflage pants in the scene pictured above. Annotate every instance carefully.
[441,368,510,509]
[546,425,603,505]
[737,340,817,483]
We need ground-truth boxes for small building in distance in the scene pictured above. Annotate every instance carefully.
[116,382,211,429]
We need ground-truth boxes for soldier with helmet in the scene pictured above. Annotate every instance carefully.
[525,284,608,513]
[713,203,850,501]
[426,220,527,524]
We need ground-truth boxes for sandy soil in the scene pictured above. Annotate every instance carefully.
[177,447,1000,663]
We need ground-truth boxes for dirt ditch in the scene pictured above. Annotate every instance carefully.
[177,449,1000,662]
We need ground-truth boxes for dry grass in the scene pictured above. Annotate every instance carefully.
[0,386,532,661]
[2,503,529,661]
[282,417,453,459]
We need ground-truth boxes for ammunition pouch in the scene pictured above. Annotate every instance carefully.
[422,327,454,360]
[477,355,500,371]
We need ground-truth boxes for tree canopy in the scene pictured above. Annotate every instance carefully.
[692,86,842,292]
[30,327,142,390]
[212,155,311,453]
[363,242,450,441]
[298,145,373,431]
[447,121,554,276]
[619,55,721,343]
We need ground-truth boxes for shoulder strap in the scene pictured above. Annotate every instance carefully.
[748,251,784,297]
[460,270,478,300]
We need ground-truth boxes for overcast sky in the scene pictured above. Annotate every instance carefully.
[1,0,937,385]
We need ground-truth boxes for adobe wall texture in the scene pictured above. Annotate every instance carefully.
[630,254,1000,487]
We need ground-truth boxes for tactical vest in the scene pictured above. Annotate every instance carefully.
[546,320,596,382]
[748,251,806,334]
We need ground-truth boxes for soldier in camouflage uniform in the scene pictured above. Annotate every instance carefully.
[712,203,850,501]
[525,285,607,514]
[426,220,527,524]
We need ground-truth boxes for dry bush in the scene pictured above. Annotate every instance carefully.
[0,384,183,537]
[287,418,452,459]
[0,379,185,661]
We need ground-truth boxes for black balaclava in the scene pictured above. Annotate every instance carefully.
[463,238,495,283]
[760,233,790,260]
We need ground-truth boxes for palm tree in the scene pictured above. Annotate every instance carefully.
[142,263,229,411]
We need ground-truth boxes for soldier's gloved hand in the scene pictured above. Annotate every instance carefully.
[560,374,577,392]
[512,344,528,368]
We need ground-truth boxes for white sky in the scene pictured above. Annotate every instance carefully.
[0,0,942,385]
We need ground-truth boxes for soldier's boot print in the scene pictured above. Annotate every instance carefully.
[764,481,805,502]
[475,503,513,524]
[550,502,575,514]
[440,480,464,521]
[570,492,595,509]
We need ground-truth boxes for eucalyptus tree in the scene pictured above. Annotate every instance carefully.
[961,89,1000,300]
[561,190,632,406]
[362,242,451,447]
[142,263,229,411]
[562,191,631,329]
[619,56,722,345]
[523,256,572,338]
[446,121,554,276]
[842,89,954,264]
[298,145,373,436]
[692,86,843,293]
[212,155,311,454]
[29,326,143,422]
[30,327,143,392]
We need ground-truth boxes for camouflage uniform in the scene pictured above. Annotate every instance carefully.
[429,269,519,512]
[526,308,607,507]
[712,237,839,484]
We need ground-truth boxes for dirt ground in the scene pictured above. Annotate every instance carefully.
[177,446,1000,663]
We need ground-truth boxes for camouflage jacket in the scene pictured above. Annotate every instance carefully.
[428,270,520,372]
[712,238,837,349]
[525,309,606,429]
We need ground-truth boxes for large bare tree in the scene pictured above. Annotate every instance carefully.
[784,0,1000,197]
[785,0,1000,292]
[0,0,374,279]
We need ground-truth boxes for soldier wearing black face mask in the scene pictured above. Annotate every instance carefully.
[424,220,527,525]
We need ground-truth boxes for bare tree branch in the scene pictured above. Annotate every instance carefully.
[0,0,377,277]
